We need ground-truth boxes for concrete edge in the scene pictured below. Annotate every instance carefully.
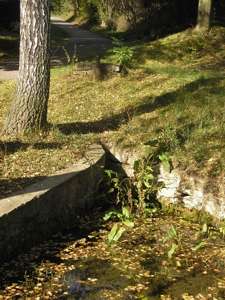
[0,144,106,262]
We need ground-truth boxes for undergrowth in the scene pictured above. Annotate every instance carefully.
[102,154,162,244]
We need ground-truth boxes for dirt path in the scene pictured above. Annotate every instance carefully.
[0,18,112,81]
[51,17,111,64]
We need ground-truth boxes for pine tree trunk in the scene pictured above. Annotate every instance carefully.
[3,0,50,135]
[196,0,212,30]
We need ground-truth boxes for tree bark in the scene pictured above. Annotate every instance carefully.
[196,0,213,30]
[71,0,80,17]
[3,0,50,135]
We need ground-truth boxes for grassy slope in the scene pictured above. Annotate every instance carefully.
[0,27,225,197]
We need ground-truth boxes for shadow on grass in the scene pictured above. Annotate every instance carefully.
[0,176,47,200]
[1,76,224,199]
[0,140,62,155]
[133,36,191,64]
[56,76,224,135]
[0,141,63,197]
[0,141,72,199]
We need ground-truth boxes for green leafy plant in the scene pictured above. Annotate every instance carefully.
[159,153,171,172]
[167,243,178,259]
[163,225,180,259]
[163,223,209,260]
[197,222,212,240]
[103,156,160,244]
[191,241,206,252]
[157,125,180,152]
[112,45,134,67]
[103,206,134,227]
[107,224,126,244]
[219,224,225,238]
[104,169,133,208]
[103,170,135,244]
[191,223,209,252]
[104,206,134,245]
[201,222,209,237]
[133,158,158,215]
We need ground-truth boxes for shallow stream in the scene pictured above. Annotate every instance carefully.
[1,209,225,300]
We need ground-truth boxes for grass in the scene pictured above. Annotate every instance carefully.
[0,26,225,197]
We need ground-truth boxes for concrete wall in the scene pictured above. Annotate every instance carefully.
[0,144,105,262]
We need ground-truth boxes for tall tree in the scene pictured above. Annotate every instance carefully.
[72,0,81,17]
[3,0,51,135]
[196,0,213,30]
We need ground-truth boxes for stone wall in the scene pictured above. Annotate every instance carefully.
[158,165,225,220]
[104,142,225,221]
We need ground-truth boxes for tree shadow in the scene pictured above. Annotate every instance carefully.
[134,25,225,67]
[0,175,47,200]
[0,153,87,200]
[0,140,62,155]
[0,141,63,198]
[133,33,194,65]
[56,76,224,135]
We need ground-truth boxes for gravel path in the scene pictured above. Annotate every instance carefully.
[0,17,112,81]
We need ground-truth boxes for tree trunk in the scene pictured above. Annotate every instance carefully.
[3,0,50,135]
[72,0,80,17]
[196,0,213,30]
